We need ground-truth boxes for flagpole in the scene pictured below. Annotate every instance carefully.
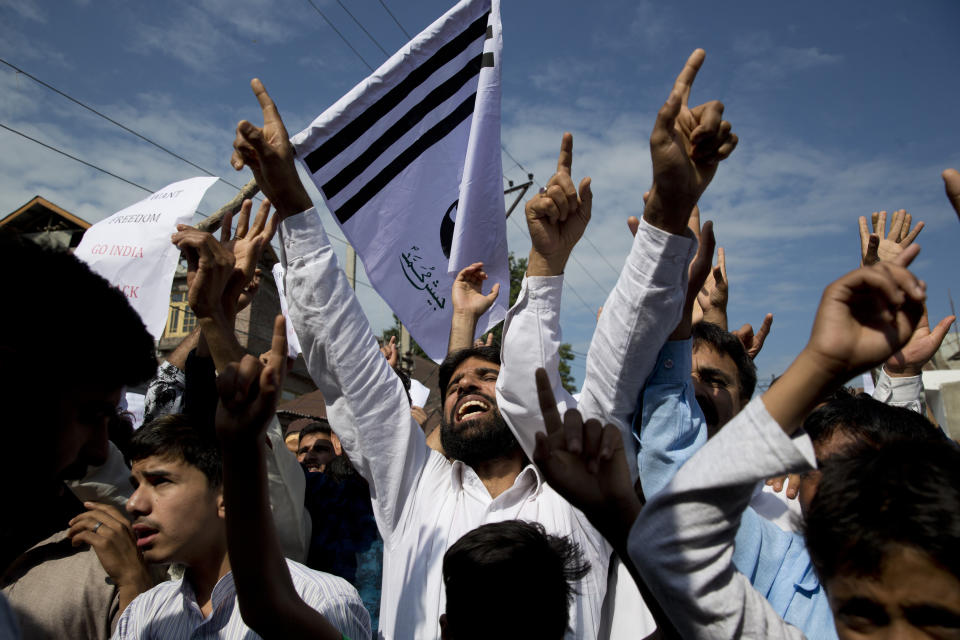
[345,244,357,290]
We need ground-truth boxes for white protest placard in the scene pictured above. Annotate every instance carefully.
[272,262,303,359]
[74,177,219,340]
[409,378,431,408]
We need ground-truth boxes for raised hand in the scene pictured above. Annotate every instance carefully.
[885,307,955,377]
[67,501,152,612]
[644,49,738,235]
[670,210,715,340]
[232,79,312,219]
[858,209,924,266]
[451,262,501,319]
[733,313,773,360]
[171,226,237,320]
[380,335,399,368]
[695,247,728,329]
[532,368,639,539]
[764,247,926,435]
[944,169,960,221]
[525,133,592,276]
[805,247,925,380]
[215,315,288,443]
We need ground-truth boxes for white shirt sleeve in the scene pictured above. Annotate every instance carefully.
[629,397,814,640]
[280,208,429,544]
[264,416,311,562]
[495,274,577,462]
[577,219,697,480]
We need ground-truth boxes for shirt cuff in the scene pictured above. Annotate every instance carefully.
[517,274,564,312]
[648,339,693,384]
[279,207,326,263]
[632,218,698,285]
[874,368,923,406]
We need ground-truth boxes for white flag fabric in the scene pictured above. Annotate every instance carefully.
[291,0,507,361]
[74,177,219,340]
[272,262,303,359]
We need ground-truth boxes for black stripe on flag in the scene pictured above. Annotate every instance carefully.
[481,52,494,68]
[333,92,477,224]
[321,53,484,200]
[303,12,490,175]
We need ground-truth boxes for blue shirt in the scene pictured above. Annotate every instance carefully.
[635,339,836,640]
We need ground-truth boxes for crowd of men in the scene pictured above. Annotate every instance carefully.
[2,47,960,640]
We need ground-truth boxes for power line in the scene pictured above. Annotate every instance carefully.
[335,0,389,56]
[376,0,412,38]
[0,57,251,194]
[1,122,154,194]
[303,0,375,72]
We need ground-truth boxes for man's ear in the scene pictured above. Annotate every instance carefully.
[216,489,226,520]
[332,432,343,457]
[439,613,450,639]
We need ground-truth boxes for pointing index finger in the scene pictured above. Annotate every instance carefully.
[535,368,562,435]
[674,49,706,106]
[251,78,282,127]
[556,132,573,176]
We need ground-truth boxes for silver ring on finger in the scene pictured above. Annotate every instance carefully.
[92,521,103,534]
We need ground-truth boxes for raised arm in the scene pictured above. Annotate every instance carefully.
[232,78,429,540]
[628,253,926,639]
[216,317,369,640]
[577,49,736,474]
[448,262,500,353]
[495,132,588,461]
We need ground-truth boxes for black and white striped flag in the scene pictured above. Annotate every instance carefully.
[291,0,507,361]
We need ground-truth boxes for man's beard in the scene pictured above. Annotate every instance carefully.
[440,394,520,468]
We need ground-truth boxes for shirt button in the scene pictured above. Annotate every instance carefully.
[664,359,673,369]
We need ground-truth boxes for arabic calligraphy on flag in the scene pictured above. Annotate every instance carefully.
[291,0,508,361]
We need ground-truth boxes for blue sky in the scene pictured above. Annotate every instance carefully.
[2,0,958,387]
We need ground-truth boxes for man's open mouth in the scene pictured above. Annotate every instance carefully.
[455,397,491,423]
[132,524,159,548]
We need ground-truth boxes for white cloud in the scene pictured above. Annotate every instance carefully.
[0,0,46,22]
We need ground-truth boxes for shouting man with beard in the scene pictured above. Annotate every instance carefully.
[228,46,736,638]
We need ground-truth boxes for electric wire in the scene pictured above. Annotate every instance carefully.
[0,57,251,194]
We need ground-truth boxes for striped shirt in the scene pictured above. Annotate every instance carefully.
[112,559,370,640]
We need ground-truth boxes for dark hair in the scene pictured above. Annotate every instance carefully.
[128,414,222,489]
[0,234,156,394]
[804,440,960,583]
[393,366,412,405]
[802,394,945,452]
[691,322,756,401]
[298,421,332,443]
[438,346,500,399]
[442,520,590,639]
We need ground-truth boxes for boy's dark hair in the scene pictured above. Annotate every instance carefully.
[691,322,756,401]
[0,234,156,394]
[438,346,500,399]
[128,414,222,489]
[442,520,590,640]
[298,420,332,443]
[802,394,945,452]
[804,440,960,583]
